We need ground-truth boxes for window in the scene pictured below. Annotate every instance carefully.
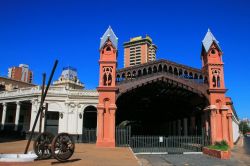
[106,46,111,51]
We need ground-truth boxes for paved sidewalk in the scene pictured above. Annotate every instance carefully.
[0,140,139,166]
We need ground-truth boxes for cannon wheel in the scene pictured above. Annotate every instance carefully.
[51,133,75,161]
[33,132,55,159]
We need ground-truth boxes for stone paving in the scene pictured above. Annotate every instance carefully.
[0,140,139,166]
[137,154,239,166]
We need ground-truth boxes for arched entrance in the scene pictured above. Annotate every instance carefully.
[117,79,209,135]
[116,77,210,152]
[82,105,97,143]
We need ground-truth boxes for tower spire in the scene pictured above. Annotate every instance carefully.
[202,28,221,53]
[100,26,118,50]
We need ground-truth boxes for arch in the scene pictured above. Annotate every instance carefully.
[148,67,152,74]
[168,66,173,74]
[212,76,216,87]
[204,76,208,84]
[179,69,183,76]
[127,72,131,79]
[132,71,136,79]
[137,70,142,77]
[158,64,163,72]
[116,74,120,82]
[189,72,193,79]
[106,46,111,51]
[83,105,97,129]
[174,67,178,76]
[143,68,147,75]
[217,76,221,87]
[194,73,198,79]
[153,66,157,73]
[121,73,126,81]
[163,65,168,72]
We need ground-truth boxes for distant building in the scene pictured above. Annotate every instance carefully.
[0,76,36,91]
[123,35,157,67]
[53,66,84,89]
[8,64,33,83]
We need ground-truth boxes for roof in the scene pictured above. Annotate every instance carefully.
[202,29,222,53]
[100,26,118,49]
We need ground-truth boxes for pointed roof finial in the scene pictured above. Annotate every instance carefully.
[202,28,221,52]
[100,26,118,49]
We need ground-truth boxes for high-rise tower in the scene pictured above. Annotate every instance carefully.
[123,35,157,67]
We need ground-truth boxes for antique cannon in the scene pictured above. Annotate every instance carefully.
[33,132,75,161]
[23,60,75,162]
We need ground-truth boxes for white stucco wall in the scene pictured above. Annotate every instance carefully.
[232,117,240,143]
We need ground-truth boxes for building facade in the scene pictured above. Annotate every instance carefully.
[124,35,157,67]
[8,64,33,83]
[0,67,98,141]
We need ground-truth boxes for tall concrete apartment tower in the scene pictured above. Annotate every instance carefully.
[123,35,157,67]
[8,64,33,83]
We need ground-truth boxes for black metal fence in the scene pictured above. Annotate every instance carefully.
[82,128,96,143]
[130,135,210,153]
[116,126,131,147]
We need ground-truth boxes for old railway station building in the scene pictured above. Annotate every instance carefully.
[0,27,239,150]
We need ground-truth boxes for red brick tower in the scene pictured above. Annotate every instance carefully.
[96,26,118,147]
[201,29,233,146]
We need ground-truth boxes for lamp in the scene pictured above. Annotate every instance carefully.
[60,112,63,119]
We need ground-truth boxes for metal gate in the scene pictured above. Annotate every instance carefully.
[116,126,131,147]
[130,135,210,153]
[82,128,96,143]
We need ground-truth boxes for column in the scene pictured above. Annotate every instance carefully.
[227,113,233,148]
[173,121,176,135]
[14,101,21,131]
[29,100,39,132]
[168,121,171,135]
[178,119,181,136]
[110,107,116,144]
[190,116,196,135]
[1,103,7,130]
[183,118,188,136]
[65,103,69,133]
[96,106,104,145]
[222,110,228,142]
[210,109,217,144]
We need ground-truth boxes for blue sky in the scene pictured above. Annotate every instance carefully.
[0,0,249,119]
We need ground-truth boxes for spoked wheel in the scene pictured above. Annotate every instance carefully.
[51,133,75,162]
[33,132,55,159]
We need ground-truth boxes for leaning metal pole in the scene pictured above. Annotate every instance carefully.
[24,60,58,154]
[39,73,46,133]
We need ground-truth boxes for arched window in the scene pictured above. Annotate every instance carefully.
[179,69,183,76]
[106,46,111,51]
[158,65,162,72]
[163,65,168,72]
[132,71,136,79]
[168,66,173,74]
[217,76,221,87]
[212,76,216,87]
[103,67,112,86]
[116,74,120,82]
[127,72,131,79]
[174,68,178,75]
[148,67,152,74]
[189,72,193,79]
[153,66,157,73]
[143,68,147,75]
[138,70,142,77]
[122,73,125,81]
[194,73,198,79]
